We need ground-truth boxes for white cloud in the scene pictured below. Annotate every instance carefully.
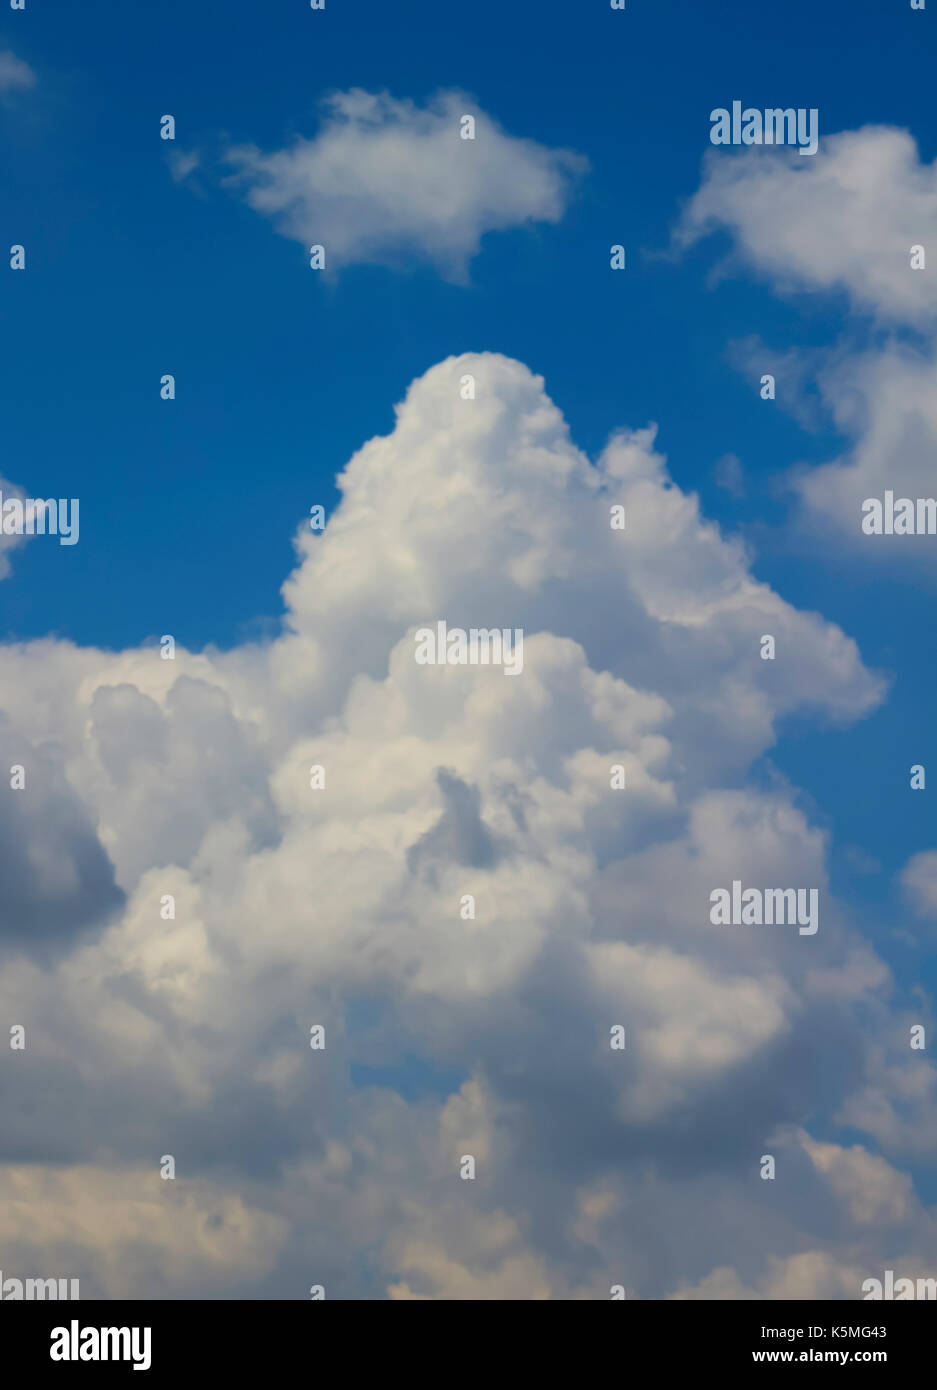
[0,1165,287,1298]
[679,127,937,327]
[673,1252,870,1301]
[800,1132,914,1226]
[0,352,927,1298]
[678,126,937,562]
[225,89,587,280]
[790,343,937,558]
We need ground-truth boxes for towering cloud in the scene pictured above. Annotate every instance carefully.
[1,354,928,1299]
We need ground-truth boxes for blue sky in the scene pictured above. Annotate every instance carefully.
[2,0,937,1298]
[4,1,934,919]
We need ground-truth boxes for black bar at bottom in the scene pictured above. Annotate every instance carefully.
[0,1299,928,1376]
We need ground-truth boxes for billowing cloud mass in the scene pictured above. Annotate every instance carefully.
[679,127,937,560]
[1,352,933,1299]
[225,89,587,280]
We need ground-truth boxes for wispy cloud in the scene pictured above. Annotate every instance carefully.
[0,50,36,95]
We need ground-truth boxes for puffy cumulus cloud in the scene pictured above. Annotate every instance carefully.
[800,1133,914,1227]
[0,1165,287,1299]
[224,89,586,281]
[670,1132,937,1300]
[679,127,937,327]
[275,356,882,785]
[385,1210,555,1301]
[585,940,791,1121]
[789,344,937,558]
[838,1044,937,1161]
[672,1253,868,1301]
[0,51,35,96]
[0,352,927,1298]
[678,126,937,563]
